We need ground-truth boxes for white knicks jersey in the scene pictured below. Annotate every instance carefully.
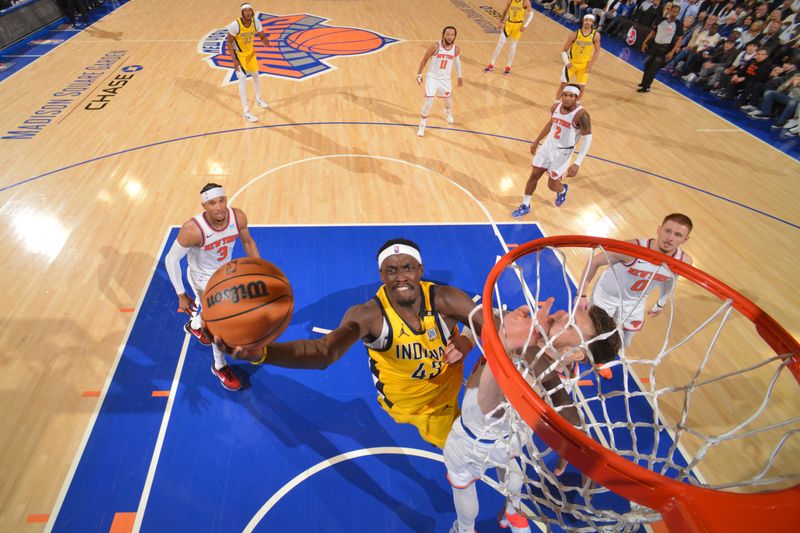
[427,41,456,80]
[593,238,684,309]
[186,208,240,276]
[547,102,583,149]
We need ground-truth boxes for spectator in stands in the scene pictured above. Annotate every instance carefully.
[604,0,637,35]
[694,37,741,85]
[711,40,759,91]
[748,73,800,126]
[62,0,89,27]
[682,0,703,20]
[593,0,627,29]
[740,19,765,46]
[720,46,772,103]
[675,22,722,75]
[756,20,783,55]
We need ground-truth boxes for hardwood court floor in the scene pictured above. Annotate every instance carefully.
[0,1,797,530]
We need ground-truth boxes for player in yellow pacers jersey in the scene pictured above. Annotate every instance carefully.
[484,0,534,76]
[555,14,601,100]
[226,3,271,122]
[214,238,486,448]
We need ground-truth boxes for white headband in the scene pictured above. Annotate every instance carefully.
[583,14,596,21]
[562,85,581,96]
[200,187,225,203]
[241,3,253,11]
[378,244,422,269]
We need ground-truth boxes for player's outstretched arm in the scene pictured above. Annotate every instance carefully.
[221,300,380,369]
[234,208,261,258]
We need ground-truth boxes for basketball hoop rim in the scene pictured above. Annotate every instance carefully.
[481,235,800,533]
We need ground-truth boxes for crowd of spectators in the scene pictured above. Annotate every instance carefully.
[538,0,800,135]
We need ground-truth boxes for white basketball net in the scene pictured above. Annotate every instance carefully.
[466,244,799,532]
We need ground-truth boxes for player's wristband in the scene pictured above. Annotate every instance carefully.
[251,345,268,365]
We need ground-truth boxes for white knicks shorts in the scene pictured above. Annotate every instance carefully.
[187,268,215,294]
[532,142,574,181]
[591,288,646,332]
[425,76,452,98]
[443,418,517,488]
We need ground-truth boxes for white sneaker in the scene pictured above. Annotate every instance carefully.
[243,111,258,122]
[446,112,455,124]
[782,119,798,129]
[255,98,269,108]
[417,124,425,137]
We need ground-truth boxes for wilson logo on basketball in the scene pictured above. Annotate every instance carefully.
[626,28,638,46]
[206,281,269,308]
[199,13,399,85]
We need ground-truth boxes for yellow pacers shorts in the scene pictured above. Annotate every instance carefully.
[379,397,460,448]
[504,21,524,41]
[236,50,259,74]
[562,62,590,85]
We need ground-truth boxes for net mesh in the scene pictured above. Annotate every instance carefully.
[466,242,800,532]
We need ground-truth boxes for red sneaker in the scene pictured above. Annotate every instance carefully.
[597,365,613,380]
[499,510,530,532]
[184,321,211,346]
[503,66,511,76]
[211,364,242,391]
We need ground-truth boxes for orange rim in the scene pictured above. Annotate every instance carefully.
[481,236,800,532]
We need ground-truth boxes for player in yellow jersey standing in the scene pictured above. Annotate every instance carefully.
[555,14,601,99]
[484,0,534,76]
[212,238,485,449]
[226,3,271,122]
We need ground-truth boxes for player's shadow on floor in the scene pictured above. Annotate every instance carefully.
[266,108,405,186]
[174,78,240,115]
[236,368,454,529]
[97,245,156,309]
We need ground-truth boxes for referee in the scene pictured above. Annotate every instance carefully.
[638,4,683,93]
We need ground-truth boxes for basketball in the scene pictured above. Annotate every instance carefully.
[286,27,384,56]
[202,258,293,348]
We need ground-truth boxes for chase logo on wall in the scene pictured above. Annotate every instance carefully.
[199,13,399,84]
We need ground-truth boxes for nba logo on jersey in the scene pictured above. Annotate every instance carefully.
[199,13,399,85]
[427,329,438,341]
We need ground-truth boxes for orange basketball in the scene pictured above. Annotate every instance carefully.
[202,258,293,348]
[286,27,383,55]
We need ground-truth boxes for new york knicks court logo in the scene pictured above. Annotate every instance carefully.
[199,13,399,84]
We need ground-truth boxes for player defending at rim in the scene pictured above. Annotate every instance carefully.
[416,26,463,137]
[555,14,601,100]
[484,0,534,76]
[226,2,271,123]
[511,85,592,218]
[445,300,620,533]
[165,183,260,391]
[577,213,693,351]
[216,239,483,448]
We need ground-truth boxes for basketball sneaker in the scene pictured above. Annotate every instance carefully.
[511,204,530,218]
[499,511,531,533]
[255,98,269,109]
[597,364,613,380]
[503,66,511,76]
[446,110,455,124]
[184,321,212,346]
[484,64,494,72]
[211,364,242,391]
[243,110,258,122]
[417,124,425,137]
[448,520,477,533]
[555,184,569,207]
